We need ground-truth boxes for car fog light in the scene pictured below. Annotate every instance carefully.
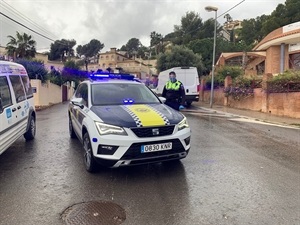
[97,145,118,155]
[184,136,191,145]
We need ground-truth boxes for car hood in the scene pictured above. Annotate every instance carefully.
[90,104,184,128]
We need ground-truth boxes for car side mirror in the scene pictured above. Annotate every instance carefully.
[71,97,84,109]
[159,96,166,103]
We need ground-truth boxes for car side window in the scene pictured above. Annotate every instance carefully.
[20,75,34,99]
[0,76,13,113]
[74,84,82,98]
[9,75,26,103]
[75,83,88,107]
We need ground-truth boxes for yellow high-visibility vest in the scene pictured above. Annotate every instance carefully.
[165,80,181,90]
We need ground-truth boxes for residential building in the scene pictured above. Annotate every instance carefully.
[217,21,300,75]
[97,47,157,79]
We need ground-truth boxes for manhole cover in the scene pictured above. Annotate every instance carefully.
[61,201,126,225]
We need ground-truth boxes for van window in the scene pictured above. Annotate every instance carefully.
[0,76,12,111]
[20,75,34,99]
[9,75,26,103]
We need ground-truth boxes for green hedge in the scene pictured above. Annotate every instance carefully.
[267,70,300,93]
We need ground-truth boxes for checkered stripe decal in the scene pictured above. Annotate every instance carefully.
[122,106,143,127]
[146,105,170,125]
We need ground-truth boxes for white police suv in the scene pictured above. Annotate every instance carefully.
[68,72,191,172]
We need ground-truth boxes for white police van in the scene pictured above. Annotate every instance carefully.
[0,61,36,155]
[154,67,200,107]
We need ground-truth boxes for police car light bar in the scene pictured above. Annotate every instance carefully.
[90,72,135,80]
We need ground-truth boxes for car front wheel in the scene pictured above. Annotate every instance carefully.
[83,132,98,173]
[24,115,36,141]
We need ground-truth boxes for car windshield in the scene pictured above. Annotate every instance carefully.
[91,83,160,106]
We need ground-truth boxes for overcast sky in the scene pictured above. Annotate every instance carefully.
[0,0,286,53]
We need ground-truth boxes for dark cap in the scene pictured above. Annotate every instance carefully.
[169,71,176,76]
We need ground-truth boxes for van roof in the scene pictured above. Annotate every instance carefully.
[0,60,22,66]
[0,61,27,75]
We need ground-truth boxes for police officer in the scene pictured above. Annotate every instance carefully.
[162,71,186,111]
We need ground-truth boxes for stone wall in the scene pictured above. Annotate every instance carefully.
[200,75,300,119]
[30,79,74,109]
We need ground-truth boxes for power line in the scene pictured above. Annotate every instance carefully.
[0,11,73,49]
[0,12,55,42]
[1,1,58,40]
[218,0,246,19]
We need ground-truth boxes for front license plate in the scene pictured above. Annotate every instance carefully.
[141,142,172,153]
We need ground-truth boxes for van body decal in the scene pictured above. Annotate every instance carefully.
[6,108,12,119]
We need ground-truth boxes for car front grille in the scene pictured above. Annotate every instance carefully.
[130,125,175,138]
[121,139,185,160]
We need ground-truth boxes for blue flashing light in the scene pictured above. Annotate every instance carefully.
[90,72,135,81]
[123,99,135,104]
[92,138,98,142]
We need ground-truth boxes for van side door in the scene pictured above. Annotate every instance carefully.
[9,75,28,135]
[0,75,19,154]
[20,75,35,115]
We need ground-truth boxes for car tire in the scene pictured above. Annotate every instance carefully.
[69,116,77,139]
[83,132,98,173]
[24,115,36,141]
[186,101,192,107]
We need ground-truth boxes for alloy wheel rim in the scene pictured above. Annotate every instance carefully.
[31,120,36,135]
[84,137,91,168]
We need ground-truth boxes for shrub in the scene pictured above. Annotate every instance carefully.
[47,68,63,86]
[267,70,300,93]
[203,66,244,89]
[223,76,262,100]
[223,86,254,100]
[216,66,243,80]
[15,58,48,83]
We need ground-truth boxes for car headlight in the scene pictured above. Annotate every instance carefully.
[95,122,127,136]
[178,117,189,131]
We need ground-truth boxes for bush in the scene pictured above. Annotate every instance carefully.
[47,69,63,86]
[216,66,243,80]
[223,76,262,100]
[62,60,88,88]
[234,76,262,88]
[267,70,300,93]
[223,86,254,100]
[203,66,244,89]
[15,58,48,83]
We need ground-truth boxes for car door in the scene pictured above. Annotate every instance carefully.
[71,83,89,138]
[0,75,20,154]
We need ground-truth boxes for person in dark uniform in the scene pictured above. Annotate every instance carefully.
[162,71,186,111]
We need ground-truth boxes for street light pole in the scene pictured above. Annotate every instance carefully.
[205,6,218,108]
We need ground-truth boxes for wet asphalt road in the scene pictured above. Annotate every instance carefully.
[0,103,299,225]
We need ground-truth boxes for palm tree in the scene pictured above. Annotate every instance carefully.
[6,31,37,59]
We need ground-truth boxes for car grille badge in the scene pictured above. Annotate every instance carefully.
[152,128,159,136]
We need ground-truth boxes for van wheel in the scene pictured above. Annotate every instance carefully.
[24,116,36,141]
[69,117,77,139]
[83,132,98,173]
